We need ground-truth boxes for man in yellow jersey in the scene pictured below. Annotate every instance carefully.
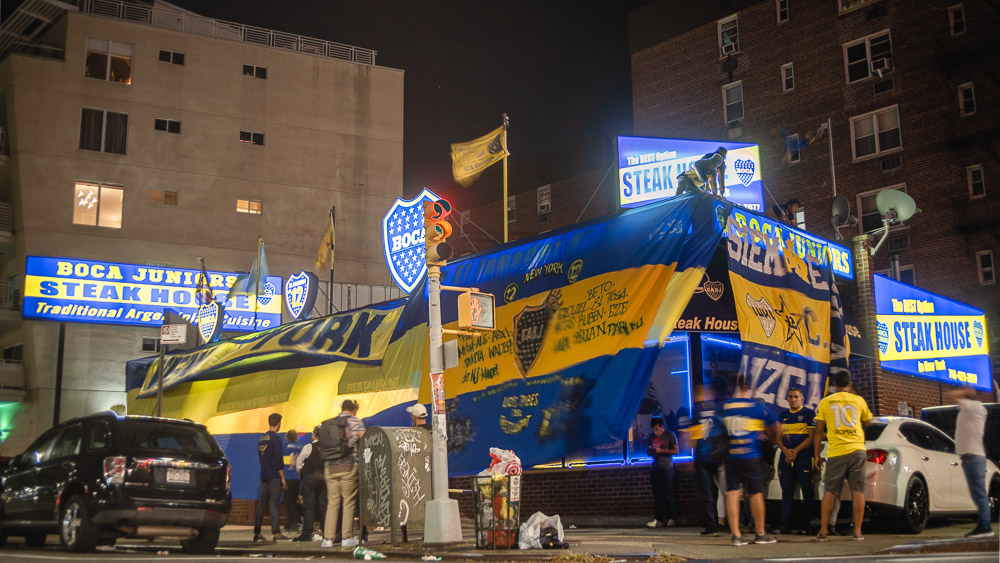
[813,372,872,542]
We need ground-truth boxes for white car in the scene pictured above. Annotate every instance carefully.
[765,416,1000,533]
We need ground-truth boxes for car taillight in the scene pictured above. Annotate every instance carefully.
[103,456,126,485]
[867,449,888,465]
[225,465,232,492]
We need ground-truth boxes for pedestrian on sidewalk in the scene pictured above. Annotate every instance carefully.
[319,399,365,549]
[646,417,678,528]
[777,388,815,535]
[946,386,996,538]
[283,429,303,536]
[680,385,727,536]
[813,371,872,542]
[406,403,431,429]
[253,413,287,543]
[720,380,784,546]
[293,426,328,542]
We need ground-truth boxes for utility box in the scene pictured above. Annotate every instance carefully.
[358,426,432,545]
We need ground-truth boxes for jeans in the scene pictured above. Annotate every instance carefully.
[650,466,676,522]
[694,459,723,529]
[324,461,358,540]
[778,453,814,528]
[961,454,990,529]
[300,472,327,537]
[284,479,301,530]
[253,478,282,535]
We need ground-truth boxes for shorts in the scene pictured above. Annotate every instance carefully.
[823,450,866,494]
[724,457,764,495]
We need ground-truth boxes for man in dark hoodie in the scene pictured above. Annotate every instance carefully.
[253,413,287,542]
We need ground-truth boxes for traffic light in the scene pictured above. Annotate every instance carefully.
[423,199,454,265]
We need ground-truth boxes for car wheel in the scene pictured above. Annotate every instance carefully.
[23,531,46,548]
[899,476,929,534]
[180,527,220,555]
[60,495,98,553]
[989,478,1000,523]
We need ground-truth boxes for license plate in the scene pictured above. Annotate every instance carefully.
[166,468,190,484]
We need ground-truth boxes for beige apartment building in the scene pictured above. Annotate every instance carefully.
[0,0,404,455]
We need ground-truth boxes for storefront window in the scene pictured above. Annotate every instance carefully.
[629,336,692,462]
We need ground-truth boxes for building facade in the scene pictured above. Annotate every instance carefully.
[0,0,404,456]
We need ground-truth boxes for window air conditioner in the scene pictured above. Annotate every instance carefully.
[870,58,891,77]
[538,203,551,214]
[728,119,742,129]
[722,42,737,55]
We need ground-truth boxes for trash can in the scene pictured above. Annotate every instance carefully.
[472,474,521,549]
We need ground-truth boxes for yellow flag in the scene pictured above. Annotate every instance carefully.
[450,126,508,187]
[314,211,335,271]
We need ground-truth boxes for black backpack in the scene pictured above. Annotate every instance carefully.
[318,416,351,462]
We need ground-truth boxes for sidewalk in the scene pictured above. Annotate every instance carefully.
[119,522,998,560]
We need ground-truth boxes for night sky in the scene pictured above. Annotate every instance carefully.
[162,0,644,197]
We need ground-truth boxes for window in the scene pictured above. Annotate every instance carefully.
[959,82,976,116]
[839,0,878,13]
[50,424,83,460]
[793,207,805,229]
[507,195,516,223]
[237,199,262,214]
[239,130,265,145]
[158,49,185,65]
[2,343,22,363]
[537,185,551,214]
[86,421,111,451]
[781,63,794,92]
[776,0,789,22]
[718,15,739,56]
[80,108,128,154]
[949,4,966,35]
[141,336,161,352]
[859,184,908,233]
[150,189,178,205]
[242,64,267,79]
[968,165,985,198]
[844,31,892,83]
[723,82,744,123]
[85,38,133,84]
[154,118,181,134]
[73,181,123,228]
[786,133,801,164]
[6,273,20,308]
[850,106,900,159]
[978,250,995,285]
[877,265,915,286]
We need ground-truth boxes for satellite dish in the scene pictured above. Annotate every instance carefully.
[829,194,858,240]
[870,189,920,256]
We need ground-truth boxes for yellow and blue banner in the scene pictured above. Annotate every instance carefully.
[451,126,508,187]
[874,274,991,390]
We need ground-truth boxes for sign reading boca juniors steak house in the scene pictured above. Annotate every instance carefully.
[23,256,282,331]
[618,136,766,213]
[874,274,991,390]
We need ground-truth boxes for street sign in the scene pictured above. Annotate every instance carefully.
[457,292,495,331]
[160,324,187,345]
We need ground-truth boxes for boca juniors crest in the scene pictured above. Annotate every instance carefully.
[513,290,562,377]
[383,188,442,293]
[196,301,224,344]
[285,271,319,321]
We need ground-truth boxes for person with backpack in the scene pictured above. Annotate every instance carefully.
[292,426,328,542]
[253,413,287,543]
[319,399,365,548]
[680,385,729,537]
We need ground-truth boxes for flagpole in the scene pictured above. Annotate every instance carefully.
[827,117,837,197]
[253,236,262,330]
[502,113,509,244]
[328,207,335,316]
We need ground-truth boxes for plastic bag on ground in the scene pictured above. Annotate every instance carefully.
[518,511,564,549]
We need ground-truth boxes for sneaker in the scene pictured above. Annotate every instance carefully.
[731,534,748,546]
[292,535,310,542]
[827,527,840,536]
[665,519,676,527]
[341,536,360,548]
[754,533,777,544]
[645,519,663,528]
[700,528,720,536]
[852,532,864,541]
[320,539,334,548]
[273,533,287,541]
[252,533,265,543]
[312,533,324,542]
[814,533,829,542]
[965,526,995,538]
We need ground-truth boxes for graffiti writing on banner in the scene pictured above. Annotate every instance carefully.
[457,327,511,384]
[552,280,642,350]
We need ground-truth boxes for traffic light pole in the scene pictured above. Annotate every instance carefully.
[423,263,463,544]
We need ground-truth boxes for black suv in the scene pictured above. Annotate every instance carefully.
[0,412,231,553]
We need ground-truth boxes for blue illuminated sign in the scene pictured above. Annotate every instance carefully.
[284,271,319,321]
[874,274,991,390]
[383,188,441,294]
[618,136,765,213]
[23,256,282,331]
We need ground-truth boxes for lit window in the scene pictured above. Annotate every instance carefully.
[977,250,995,285]
[968,165,985,199]
[959,82,976,116]
[949,4,966,35]
[242,64,267,79]
[850,106,900,159]
[844,31,892,83]
[158,49,185,65]
[239,130,265,145]
[507,195,516,223]
[537,185,551,214]
[237,199,262,214]
[786,134,801,164]
[73,181,123,228]
[85,38,133,84]
[781,63,794,92]
[154,118,181,134]
[718,15,739,56]
[723,82,743,123]
[79,108,128,154]
[777,0,789,22]
[141,337,161,353]
[858,184,908,234]
[150,190,178,205]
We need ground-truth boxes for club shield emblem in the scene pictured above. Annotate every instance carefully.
[257,282,275,307]
[196,301,224,344]
[734,158,755,186]
[973,320,984,348]
[513,291,561,377]
[746,295,776,338]
[285,271,319,321]
[693,272,725,301]
[877,320,889,355]
[382,188,441,294]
